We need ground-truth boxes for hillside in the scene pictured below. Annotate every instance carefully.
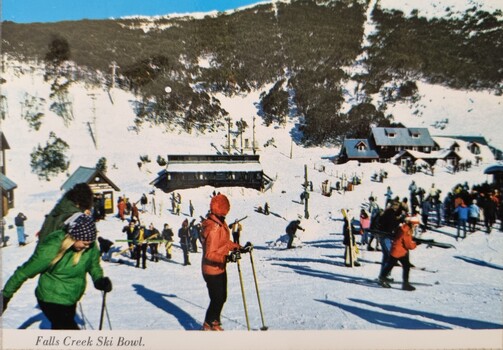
[1,0,502,146]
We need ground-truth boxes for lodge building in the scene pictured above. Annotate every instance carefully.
[151,154,268,193]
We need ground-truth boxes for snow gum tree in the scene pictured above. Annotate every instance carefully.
[30,132,70,181]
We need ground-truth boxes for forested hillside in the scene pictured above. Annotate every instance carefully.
[1,0,501,145]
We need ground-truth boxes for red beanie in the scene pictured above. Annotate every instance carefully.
[210,194,230,216]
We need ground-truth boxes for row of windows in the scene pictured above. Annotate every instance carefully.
[166,172,262,181]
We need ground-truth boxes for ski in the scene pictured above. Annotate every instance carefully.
[368,229,456,249]
[341,208,356,267]
[413,237,456,249]
[115,239,168,243]
[362,259,438,273]
[375,278,435,288]
[411,266,439,273]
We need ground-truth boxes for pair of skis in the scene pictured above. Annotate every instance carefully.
[367,228,455,249]
[341,208,358,267]
[235,250,268,331]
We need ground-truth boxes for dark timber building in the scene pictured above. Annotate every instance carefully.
[151,154,268,193]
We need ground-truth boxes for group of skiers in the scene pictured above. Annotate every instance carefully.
[344,195,422,291]
[344,179,503,291]
[1,183,256,332]
[115,217,202,268]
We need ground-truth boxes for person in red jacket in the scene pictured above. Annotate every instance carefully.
[378,216,419,291]
[200,194,251,331]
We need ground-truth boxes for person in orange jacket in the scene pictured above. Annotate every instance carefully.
[378,216,419,291]
[200,194,251,331]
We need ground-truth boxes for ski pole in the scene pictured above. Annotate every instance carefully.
[249,251,268,330]
[236,256,250,330]
[105,301,112,330]
[78,302,87,330]
[99,291,107,330]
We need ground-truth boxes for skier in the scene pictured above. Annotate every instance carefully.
[145,223,160,262]
[189,219,200,253]
[342,212,360,267]
[130,202,140,223]
[37,183,94,244]
[140,193,148,212]
[468,199,480,233]
[229,219,243,245]
[378,216,419,291]
[122,220,138,259]
[134,225,148,269]
[443,192,454,226]
[359,209,371,246]
[366,196,381,251]
[97,236,114,262]
[161,223,174,259]
[178,219,191,266]
[377,200,403,280]
[14,212,28,246]
[200,194,250,331]
[384,186,393,208]
[454,200,469,240]
[264,202,270,215]
[408,181,417,206]
[285,220,305,249]
[481,192,497,233]
[117,197,126,221]
[1,213,113,328]
[420,198,432,232]
[189,200,195,217]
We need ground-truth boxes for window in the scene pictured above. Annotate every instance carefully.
[356,142,367,151]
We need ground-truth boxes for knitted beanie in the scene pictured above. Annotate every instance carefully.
[210,194,230,216]
[64,213,97,242]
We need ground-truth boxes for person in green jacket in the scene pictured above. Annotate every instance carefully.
[1,213,112,329]
[37,183,94,244]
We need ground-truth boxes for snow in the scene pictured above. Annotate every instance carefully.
[2,1,503,348]
[2,58,502,350]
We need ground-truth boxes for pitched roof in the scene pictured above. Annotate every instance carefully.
[0,173,17,191]
[0,132,10,151]
[342,139,379,159]
[391,149,461,163]
[372,127,435,147]
[61,166,120,192]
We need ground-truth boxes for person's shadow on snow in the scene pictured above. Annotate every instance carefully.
[132,284,200,330]
[17,305,86,329]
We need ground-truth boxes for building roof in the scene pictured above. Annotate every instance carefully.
[61,166,120,192]
[438,135,489,146]
[165,159,263,173]
[342,139,379,159]
[1,132,10,151]
[372,127,435,147]
[391,149,461,163]
[484,164,503,175]
[0,173,17,191]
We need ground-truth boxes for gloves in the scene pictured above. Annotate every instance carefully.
[94,277,113,293]
[240,242,253,254]
[227,250,241,263]
[1,294,11,316]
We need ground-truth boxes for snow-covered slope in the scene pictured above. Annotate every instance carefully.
[1,55,502,350]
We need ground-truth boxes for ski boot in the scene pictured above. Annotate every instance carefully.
[402,283,416,291]
[377,276,391,288]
